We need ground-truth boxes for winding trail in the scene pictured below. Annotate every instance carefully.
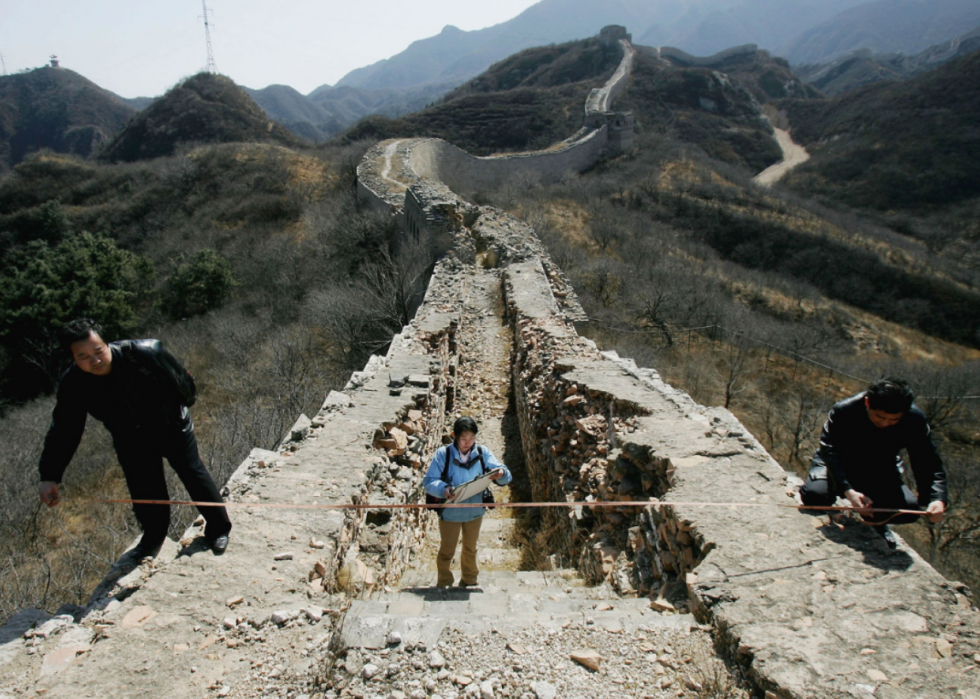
[754,127,810,185]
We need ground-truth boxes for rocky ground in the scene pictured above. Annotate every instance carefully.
[328,622,745,699]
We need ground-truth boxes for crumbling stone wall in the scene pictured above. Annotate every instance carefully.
[356,30,636,211]
[585,38,634,115]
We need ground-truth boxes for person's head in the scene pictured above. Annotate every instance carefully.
[864,376,914,428]
[60,318,112,376]
[452,416,479,453]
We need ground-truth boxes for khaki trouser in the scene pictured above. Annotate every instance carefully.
[437,517,483,587]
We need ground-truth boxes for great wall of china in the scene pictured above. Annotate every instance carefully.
[1,26,978,699]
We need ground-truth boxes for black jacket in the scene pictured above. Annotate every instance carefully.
[810,392,947,505]
[39,340,197,483]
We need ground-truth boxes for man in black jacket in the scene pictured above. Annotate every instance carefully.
[38,318,231,558]
[800,376,947,549]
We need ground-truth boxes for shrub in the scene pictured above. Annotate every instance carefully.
[0,231,154,396]
[162,249,237,319]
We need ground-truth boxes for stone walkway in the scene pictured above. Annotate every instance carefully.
[327,270,740,699]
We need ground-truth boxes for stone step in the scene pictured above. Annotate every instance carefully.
[340,602,697,650]
[339,591,690,649]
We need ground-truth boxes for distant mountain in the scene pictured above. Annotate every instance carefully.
[645,0,869,58]
[239,0,974,141]
[325,0,869,96]
[121,96,157,111]
[102,73,303,163]
[777,0,980,65]
[793,24,980,95]
[780,48,980,212]
[0,66,135,172]
[245,82,454,142]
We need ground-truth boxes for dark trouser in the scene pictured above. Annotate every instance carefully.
[113,420,231,542]
[800,465,921,525]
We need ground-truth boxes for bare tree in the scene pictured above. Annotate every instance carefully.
[717,330,752,410]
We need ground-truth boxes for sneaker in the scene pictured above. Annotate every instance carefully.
[457,580,477,588]
[875,525,898,550]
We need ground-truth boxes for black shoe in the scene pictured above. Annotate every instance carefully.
[876,526,898,550]
[129,536,166,560]
[457,580,477,588]
[207,534,230,555]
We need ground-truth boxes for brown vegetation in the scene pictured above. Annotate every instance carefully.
[0,137,442,624]
[484,130,980,591]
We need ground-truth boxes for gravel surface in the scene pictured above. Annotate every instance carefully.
[322,623,749,699]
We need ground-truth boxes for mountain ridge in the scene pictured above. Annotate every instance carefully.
[0,67,136,173]
[101,73,303,163]
[794,23,980,95]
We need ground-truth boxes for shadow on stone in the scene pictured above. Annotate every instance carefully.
[175,536,215,559]
[816,521,914,572]
[398,586,483,601]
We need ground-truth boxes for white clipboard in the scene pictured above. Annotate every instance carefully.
[447,468,504,504]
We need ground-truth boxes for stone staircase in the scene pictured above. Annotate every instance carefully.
[341,569,692,651]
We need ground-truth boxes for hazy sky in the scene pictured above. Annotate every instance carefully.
[0,0,541,97]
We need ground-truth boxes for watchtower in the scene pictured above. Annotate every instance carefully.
[599,25,631,46]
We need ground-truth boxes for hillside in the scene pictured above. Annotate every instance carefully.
[793,24,980,96]
[101,73,303,163]
[340,39,785,172]
[246,82,456,143]
[778,0,980,65]
[0,67,135,172]
[616,50,785,172]
[340,37,626,156]
[779,49,980,225]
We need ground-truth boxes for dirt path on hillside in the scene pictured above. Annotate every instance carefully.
[754,127,810,186]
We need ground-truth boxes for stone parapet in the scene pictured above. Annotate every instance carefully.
[585,39,634,116]
[503,260,980,698]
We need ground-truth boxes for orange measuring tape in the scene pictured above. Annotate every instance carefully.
[82,497,928,523]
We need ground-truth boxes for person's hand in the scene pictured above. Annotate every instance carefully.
[925,500,946,523]
[39,481,61,508]
[444,486,454,499]
[489,469,504,480]
[844,489,873,515]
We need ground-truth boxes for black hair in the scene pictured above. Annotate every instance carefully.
[58,318,105,352]
[866,376,915,414]
[452,416,479,437]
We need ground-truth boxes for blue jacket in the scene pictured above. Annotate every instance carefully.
[423,443,512,522]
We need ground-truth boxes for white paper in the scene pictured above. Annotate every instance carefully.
[447,468,504,504]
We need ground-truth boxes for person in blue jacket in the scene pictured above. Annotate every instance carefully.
[423,416,512,587]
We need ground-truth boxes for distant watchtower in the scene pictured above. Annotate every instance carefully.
[49,55,60,68]
[599,25,631,46]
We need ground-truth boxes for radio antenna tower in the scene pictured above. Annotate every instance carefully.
[200,0,217,73]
